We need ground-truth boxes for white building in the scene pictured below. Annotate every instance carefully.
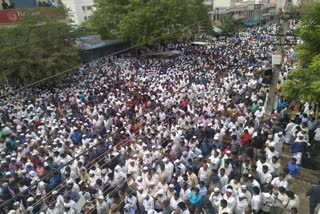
[61,0,95,25]
[213,0,236,8]
[276,0,302,11]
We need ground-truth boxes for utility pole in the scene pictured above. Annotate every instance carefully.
[265,0,292,115]
[212,0,215,23]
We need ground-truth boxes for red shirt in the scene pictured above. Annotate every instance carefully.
[240,133,252,146]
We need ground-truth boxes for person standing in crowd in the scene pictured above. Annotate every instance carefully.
[286,190,300,214]
[306,180,320,214]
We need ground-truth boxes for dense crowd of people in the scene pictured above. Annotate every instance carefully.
[0,21,319,214]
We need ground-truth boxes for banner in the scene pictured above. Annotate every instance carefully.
[0,7,65,24]
[0,9,22,23]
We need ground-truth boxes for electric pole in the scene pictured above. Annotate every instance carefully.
[265,0,292,115]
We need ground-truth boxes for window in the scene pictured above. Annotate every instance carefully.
[86,6,92,10]
[84,16,88,20]
[82,6,85,11]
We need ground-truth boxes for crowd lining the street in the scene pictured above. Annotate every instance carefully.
[0,21,320,214]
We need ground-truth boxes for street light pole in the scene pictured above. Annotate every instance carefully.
[265,0,291,115]
[212,0,215,22]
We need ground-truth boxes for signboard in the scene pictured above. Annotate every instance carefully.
[0,9,22,23]
[0,7,66,24]
[254,4,262,9]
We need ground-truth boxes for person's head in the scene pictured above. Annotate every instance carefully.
[213,188,220,195]
[253,186,260,195]
[279,173,285,181]
[290,207,298,214]
[220,168,225,175]
[243,207,252,214]
[192,187,199,194]
[286,190,295,199]
[220,199,227,208]
[262,165,268,173]
[226,188,233,197]
[291,158,297,164]
[272,156,278,163]
[276,186,285,194]
[174,192,179,200]
[203,162,208,169]
[283,167,289,175]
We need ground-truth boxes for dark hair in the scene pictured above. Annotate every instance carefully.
[279,186,286,193]
[253,186,260,195]
[286,190,295,199]
[290,207,298,213]
[220,199,227,206]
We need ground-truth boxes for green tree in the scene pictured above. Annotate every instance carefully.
[87,0,210,46]
[0,7,81,85]
[281,3,320,102]
[220,14,236,34]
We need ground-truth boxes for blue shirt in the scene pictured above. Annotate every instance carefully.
[49,175,61,189]
[173,182,181,194]
[71,132,82,143]
[189,192,202,208]
[290,141,303,153]
[287,161,300,177]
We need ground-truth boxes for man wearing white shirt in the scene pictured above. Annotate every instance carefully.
[235,193,248,214]
[137,186,147,213]
[218,199,232,214]
[271,173,288,192]
[219,168,229,188]
[143,195,155,212]
[223,188,236,212]
[265,146,279,163]
[286,191,300,214]
[260,165,272,192]
[265,135,275,148]
[164,158,174,181]
[180,182,191,201]
[257,157,274,174]
[261,192,274,213]
[209,188,223,212]
[272,187,289,214]
[239,185,252,204]
[251,186,261,213]
[198,163,209,184]
[274,132,285,154]
[170,192,182,209]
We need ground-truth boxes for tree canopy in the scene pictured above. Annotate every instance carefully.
[0,8,81,86]
[281,3,320,102]
[87,0,210,46]
[220,14,236,34]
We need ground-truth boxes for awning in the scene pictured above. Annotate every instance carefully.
[142,50,182,57]
[191,41,209,46]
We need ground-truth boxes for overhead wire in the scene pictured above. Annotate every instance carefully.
[0,18,207,207]
[31,54,212,209]
[3,49,203,209]
[0,18,209,210]
[39,77,217,213]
